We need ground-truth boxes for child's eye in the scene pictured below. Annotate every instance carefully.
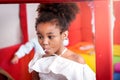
[38,36,43,40]
[48,36,54,39]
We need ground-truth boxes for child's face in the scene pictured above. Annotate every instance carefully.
[36,22,65,56]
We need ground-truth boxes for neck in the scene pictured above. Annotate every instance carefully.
[56,47,67,56]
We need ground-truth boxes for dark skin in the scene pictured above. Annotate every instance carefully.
[32,22,85,80]
[36,22,65,56]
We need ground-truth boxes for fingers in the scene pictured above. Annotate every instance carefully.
[11,55,19,64]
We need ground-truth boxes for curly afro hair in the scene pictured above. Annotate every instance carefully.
[35,3,79,33]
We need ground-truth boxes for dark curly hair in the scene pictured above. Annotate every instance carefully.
[35,3,79,33]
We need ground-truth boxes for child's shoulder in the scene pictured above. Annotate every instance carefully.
[65,50,85,64]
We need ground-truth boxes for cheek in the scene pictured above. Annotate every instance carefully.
[38,39,43,46]
[51,39,60,45]
[51,41,61,53]
[50,38,62,47]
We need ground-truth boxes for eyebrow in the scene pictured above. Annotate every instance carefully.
[37,32,55,35]
[47,32,55,35]
[36,32,41,35]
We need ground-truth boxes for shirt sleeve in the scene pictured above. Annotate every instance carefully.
[15,38,35,58]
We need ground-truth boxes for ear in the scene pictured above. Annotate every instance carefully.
[62,31,69,46]
[62,30,68,39]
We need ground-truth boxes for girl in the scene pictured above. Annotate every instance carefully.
[31,3,96,80]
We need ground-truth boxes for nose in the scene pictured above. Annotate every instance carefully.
[42,38,49,45]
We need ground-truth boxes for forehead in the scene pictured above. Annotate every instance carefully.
[36,22,61,34]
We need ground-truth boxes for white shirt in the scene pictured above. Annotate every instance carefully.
[15,37,69,73]
[15,37,45,73]
[31,55,96,80]
[15,37,44,58]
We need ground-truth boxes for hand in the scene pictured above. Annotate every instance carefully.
[11,55,19,64]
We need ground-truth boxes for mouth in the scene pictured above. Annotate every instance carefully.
[43,48,50,54]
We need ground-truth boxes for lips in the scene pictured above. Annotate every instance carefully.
[43,48,50,54]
